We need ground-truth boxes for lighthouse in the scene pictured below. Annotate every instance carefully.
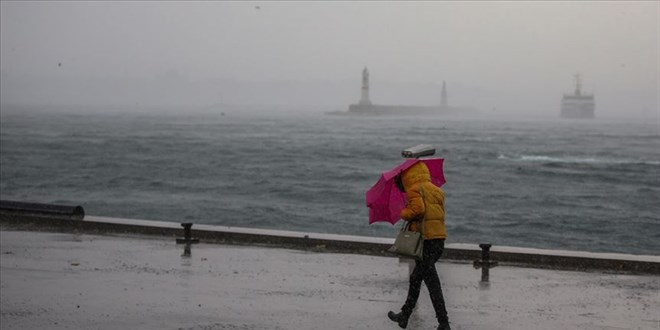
[344,68,477,115]
[441,81,448,109]
[359,67,372,105]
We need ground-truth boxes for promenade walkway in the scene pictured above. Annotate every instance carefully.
[1,230,658,330]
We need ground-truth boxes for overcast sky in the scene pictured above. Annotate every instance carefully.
[1,1,658,117]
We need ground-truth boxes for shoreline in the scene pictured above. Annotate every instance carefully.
[2,212,658,275]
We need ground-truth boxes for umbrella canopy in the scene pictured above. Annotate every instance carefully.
[366,158,445,224]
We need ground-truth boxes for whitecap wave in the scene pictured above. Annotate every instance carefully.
[508,154,660,165]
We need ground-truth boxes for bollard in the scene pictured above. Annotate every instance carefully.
[176,223,200,244]
[473,243,498,282]
[182,243,192,257]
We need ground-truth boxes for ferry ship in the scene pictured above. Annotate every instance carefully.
[561,74,595,119]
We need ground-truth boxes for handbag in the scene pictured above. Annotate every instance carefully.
[388,187,426,260]
[388,222,424,260]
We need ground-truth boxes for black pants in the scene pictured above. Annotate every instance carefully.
[401,239,448,323]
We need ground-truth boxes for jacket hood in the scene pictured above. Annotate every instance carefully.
[401,161,431,190]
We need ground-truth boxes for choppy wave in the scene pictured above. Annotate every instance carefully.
[1,110,659,255]
[498,154,660,166]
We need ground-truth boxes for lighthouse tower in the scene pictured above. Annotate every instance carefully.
[441,81,448,109]
[359,67,372,105]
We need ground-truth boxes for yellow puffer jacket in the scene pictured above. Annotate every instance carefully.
[399,162,446,240]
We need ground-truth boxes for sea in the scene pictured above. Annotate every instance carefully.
[1,106,659,256]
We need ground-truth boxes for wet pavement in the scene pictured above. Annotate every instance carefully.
[1,230,658,330]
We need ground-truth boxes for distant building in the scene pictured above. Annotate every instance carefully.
[344,68,476,115]
[561,74,595,119]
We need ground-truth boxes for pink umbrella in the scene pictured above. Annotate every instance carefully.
[366,158,445,224]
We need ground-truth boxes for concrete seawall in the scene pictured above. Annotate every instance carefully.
[1,213,658,275]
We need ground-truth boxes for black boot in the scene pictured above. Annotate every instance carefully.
[387,310,410,329]
[436,320,451,330]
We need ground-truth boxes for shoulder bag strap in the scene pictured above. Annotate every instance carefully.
[420,186,426,237]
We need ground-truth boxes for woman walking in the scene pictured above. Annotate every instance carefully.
[388,161,451,330]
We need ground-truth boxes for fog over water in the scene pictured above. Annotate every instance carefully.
[1,1,659,118]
